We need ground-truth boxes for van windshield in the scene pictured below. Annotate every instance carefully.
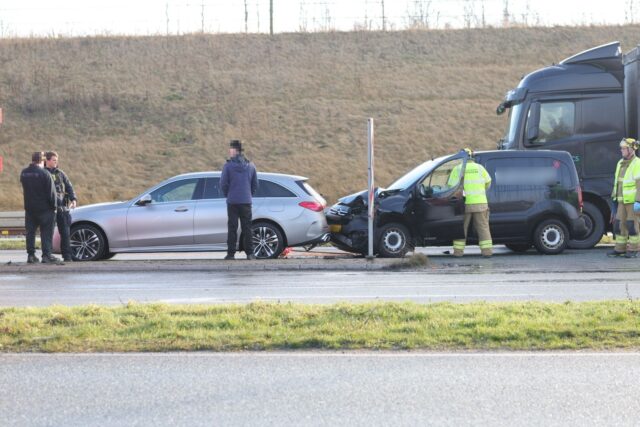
[386,156,448,191]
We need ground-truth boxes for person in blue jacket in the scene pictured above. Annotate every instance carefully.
[220,140,258,260]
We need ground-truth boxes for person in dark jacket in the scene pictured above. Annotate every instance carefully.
[20,151,60,264]
[220,140,258,260]
[45,151,77,262]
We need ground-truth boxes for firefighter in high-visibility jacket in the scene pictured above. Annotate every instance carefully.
[449,148,493,258]
[608,138,640,258]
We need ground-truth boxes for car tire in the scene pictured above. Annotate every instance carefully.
[70,224,107,261]
[103,252,116,260]
[505,243,531,253]
[377,223,412,258]
[251,222,285,259]
[568,201,605,249]
[532,219,569,255]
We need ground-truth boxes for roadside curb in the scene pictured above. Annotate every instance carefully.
[1,258,404,273]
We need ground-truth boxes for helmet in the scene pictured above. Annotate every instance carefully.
[620,138,638,150]
[463,148,474,158]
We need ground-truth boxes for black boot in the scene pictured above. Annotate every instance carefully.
[27,254,40,264]
[625,251,638,258]
[607,250,627,257]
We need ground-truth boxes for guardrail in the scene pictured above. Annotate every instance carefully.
[0,211,25,236]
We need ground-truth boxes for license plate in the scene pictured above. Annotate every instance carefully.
[329,224,342,233]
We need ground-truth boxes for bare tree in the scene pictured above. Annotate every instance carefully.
[165,2,170,35]
[462,0,477,29]
[626,0,637,23]
[201,1,205,33]
[299,0,308,32]
[405,0,435,29]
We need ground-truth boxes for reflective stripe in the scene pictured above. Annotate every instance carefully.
[629,235,640,244]
[479,240,493,249]
[615,236,628,244]
[453,240,466,249]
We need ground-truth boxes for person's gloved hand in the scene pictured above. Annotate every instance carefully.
[634,201,640,213]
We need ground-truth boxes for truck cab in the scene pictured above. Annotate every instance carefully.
[497,41,640,249]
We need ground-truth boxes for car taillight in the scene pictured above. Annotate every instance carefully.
[577,185,583,210]
[299,201,324,212]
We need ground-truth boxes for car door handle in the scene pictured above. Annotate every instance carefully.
[174,207,189,212]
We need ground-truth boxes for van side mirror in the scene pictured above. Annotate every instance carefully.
[526,102,540,142]
[136,194,152,206]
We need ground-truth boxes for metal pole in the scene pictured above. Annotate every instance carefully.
[270,0,274,35]
[367,118,375,259]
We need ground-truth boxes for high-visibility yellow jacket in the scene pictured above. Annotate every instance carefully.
[449,161,492,205]
[612,156,640,204]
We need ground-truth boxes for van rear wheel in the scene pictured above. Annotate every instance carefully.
[568,202,605,249]
[533,219,568,255]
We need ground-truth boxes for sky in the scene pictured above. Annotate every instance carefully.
[0,0,637,37]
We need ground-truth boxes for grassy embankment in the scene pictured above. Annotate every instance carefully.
[2,26,640,209]
[1,301,640,352]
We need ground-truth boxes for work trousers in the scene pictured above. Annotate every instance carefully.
[25,210,55,257]
[56,208,72,260]
[452,209,493,257]
[614,203,640,252]
[227,203,253,256]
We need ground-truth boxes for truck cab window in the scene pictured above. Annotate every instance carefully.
[528,102,575,144]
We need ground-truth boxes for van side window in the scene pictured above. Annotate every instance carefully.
[486,157,569,188]
[530,102,575,144]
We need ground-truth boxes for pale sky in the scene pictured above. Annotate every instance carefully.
[0,0,636,37]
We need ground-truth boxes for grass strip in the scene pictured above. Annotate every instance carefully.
[1,301,640,352]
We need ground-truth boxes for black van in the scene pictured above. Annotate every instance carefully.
[326,150,587,257]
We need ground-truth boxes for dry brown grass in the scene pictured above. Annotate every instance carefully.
[1,26,639,208]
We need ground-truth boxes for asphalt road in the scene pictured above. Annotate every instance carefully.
[2,247,640,306]
[2,352,639,426]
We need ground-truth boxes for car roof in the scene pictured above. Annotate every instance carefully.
[474,150,573,160]
[169,171,309,181]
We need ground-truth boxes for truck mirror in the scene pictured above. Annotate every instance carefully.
[526,102,540,142]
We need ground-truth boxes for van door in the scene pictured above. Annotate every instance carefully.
[414,154,467,243]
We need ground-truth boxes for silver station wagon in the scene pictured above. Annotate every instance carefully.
[54,172,329,260]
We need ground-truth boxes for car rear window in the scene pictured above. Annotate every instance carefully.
[255,180,296,198]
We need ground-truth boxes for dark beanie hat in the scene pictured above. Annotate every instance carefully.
[32,151,44,163]
[229,139,242,151]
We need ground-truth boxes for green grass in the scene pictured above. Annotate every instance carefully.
[0,238,36,250]
[1,301,640,352]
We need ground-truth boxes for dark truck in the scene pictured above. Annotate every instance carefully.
[497,41,640,249]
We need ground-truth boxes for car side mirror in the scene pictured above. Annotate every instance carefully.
[526,102,540,142]
[136,194,152,206]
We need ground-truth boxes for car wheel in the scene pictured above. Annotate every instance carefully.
[533,219,568,255]
[505,243,531,253]
[70,224,107,261]
[377,223,412,258]
[103,252,117,260]
[568,201,605,249]
[251,222,285,259]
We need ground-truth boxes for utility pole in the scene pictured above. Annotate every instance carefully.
[381,0,386,31]
[201,1,205,33]
[270,0,274,35]
[165,2,170,35]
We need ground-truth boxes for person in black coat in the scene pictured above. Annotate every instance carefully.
[45,151,77,261]
[20,151,60,264]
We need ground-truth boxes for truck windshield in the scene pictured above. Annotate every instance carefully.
[386,156,448,191]
[502,103,522,149]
